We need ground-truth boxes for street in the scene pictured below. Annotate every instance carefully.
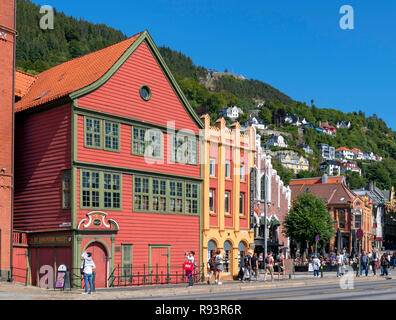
[135,279,396,300]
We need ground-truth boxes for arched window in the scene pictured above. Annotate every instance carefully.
[238,242,246,268]
[208,240,216,261]
[224,241,232,273]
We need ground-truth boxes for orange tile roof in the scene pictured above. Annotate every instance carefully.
[289,176,344,186]
[290,182,357,205]
[336,147,352,152]
[15,32,143,113]
[15,70,37,98]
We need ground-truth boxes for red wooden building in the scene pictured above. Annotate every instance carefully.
[13,31,203,288]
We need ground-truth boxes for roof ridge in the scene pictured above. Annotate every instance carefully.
[36,31,144,77]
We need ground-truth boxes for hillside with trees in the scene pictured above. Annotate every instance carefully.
[16,0,396,190]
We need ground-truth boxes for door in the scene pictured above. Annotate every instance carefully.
[150,246,169,284]
[85,242,108,288]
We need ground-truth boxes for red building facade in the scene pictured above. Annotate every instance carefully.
[0,0,16,281]
[14,31,203,288]
[253,144,291,255]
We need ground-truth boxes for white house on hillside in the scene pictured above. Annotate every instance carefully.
[266,135,288,149]
[220,106,244,120]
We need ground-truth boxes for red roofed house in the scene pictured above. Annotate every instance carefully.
[13,31,203,288]
[290,175,372,255]
[335,147,355,161]
[0,0,16,281]
[319,122,337,136]
[340,162,362,176]
[352,148,364,161]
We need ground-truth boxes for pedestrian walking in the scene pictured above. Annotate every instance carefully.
[359,250,369,277]
[381,252,391,276]
[392,251,396,269]
[312,255,321,278]
[264,252,274,282]
[371,249,378,276]
[185,251,196,287]
[81,251,96,295]
[276,251,285,280]
[215,250,224,285]
[207,251,217,285]
[258,253,264,270]
[251,253,259,281]
[336,251,344,277]
[242,250,253,282]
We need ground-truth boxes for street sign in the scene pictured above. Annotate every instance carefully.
[315,235,320,242]
[356,229,363,240]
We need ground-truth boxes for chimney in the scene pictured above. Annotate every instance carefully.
[322,174,328,184]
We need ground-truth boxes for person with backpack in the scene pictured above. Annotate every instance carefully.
[381,252,391,276]
[264,252,274,282]
[81,251,96,295]
[207,251,217,285]
[242,250,253,282]
[371,249,378,276]
[215,250,224,285]
[275,251,285,280]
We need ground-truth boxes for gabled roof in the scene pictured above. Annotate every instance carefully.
[15,32,143,112]
[14,30,203,127]
[15,70,37,98]
[291,182,357,205]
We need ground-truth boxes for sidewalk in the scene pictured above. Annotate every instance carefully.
[0,272,392,300]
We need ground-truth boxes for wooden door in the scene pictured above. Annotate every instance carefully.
[86,242,108,288]
[150,247,169,284]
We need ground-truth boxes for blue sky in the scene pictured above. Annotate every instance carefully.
[36,0,396,130]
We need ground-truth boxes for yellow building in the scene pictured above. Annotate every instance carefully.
[200,115,256,279]
[275,153,309,174]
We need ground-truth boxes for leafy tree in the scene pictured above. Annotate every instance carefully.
[346,171,367,190]
[283,192,335,255]
[259,107,272,124]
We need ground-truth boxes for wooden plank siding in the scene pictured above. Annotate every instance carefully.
[77,41,200,135]
[14,104,72,231]
[76,170,200,268]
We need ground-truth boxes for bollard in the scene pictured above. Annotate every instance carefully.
[321,266,323,278]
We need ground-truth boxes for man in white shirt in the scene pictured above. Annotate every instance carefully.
[336,251,344,277]
[81,252,96,294]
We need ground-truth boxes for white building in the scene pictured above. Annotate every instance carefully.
[364,152,376,161]
[266,135,288,149]
[320,160,341,176]
[317,144,336,161]
[336,147,355,161]
[225,106,244,120]
[340,162,362,176]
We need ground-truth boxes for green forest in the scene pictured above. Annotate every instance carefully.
[16,0,396,190]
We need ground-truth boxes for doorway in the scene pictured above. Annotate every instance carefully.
[85,242,109,288]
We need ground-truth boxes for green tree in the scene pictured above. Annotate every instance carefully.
[283,192,335,256]
[258,107,272,124]
[346,171,367,190]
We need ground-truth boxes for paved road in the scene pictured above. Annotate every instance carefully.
[136,279,396,300]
